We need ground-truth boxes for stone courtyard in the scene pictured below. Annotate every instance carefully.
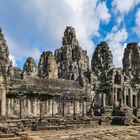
[2,126,140,140]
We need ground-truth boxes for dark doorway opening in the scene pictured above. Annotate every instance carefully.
[126,95,129,106]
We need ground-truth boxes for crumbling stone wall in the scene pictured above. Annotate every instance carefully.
[91,41,140,113]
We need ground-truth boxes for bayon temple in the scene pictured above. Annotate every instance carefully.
[0,26,140,119]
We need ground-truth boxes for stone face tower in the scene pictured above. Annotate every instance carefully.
[0,28,11,116]
[22,57,37,79]
[55,26,89,80]
[38,51,58,79]
[91,42,114,76]
[123,42,140,83]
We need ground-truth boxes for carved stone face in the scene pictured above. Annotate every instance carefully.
[48,61,53,73]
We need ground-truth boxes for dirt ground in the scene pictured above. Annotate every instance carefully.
[27,125,140,140]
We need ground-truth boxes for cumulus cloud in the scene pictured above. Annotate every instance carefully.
[112,0,140,14]
[0,0,112,67]
[133,8,140,36]
[22,0,111,58]
[96,1,111,23]
[105,28,128,67]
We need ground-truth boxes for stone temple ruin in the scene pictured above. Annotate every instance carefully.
[0,26,140,124]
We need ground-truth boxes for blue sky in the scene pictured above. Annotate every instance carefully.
[0,0,140,68]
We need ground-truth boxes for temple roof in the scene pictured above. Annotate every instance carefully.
[7,78,88,100]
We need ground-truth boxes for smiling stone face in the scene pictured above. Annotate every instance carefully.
[22,57,37,79]
[38,51,58,79]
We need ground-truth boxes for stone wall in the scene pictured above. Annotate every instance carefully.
[6,95,87,118]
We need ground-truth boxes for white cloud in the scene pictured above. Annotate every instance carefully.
[133,8,140,36]
[22,0,111,58]
[1,0,111,68]
[105,28,128,67]
[112,0,140,14]
[9,55,16,66]
[96,2,111,23]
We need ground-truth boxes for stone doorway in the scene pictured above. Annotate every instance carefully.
[126,95,129,106]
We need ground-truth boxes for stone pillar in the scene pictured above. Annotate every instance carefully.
[48,99,52,116]
[75,101,80,115]
[37,100,40,117]
[20,97,25,118]
[33,99,37,117]
[114,92,117,106]
[129,88,133,107]
[1,88,6,116]
[7,98,10,117]
[9,98,12,116]
[53,100,58,116]
[17,98,20,118]
[102,94,106,107]
[28,99,31,117]
[11,98,14,116]
[123,89,127,106]
[82,101,86,116]
[45,100,48,116]
[52,99,54,117]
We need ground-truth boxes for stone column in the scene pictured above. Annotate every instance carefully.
[53,100,58,116]
[75,101,80,115]
[20,97,25,118]
[123,89,127,106]
[9,98,12,116]
[114,92,117,106]
[11,98,14,116]
[82,101,86,116]
[52,99,54,117]
[129,88,133,107]
[7,98,10,117]
[48,99,52,116]
[1,88,6,116]
[102,94,106,107]
[33,99,37,117]
[45,100,48,116]
[28,99,31,117]
[17,98,20,118]
[37,100,40,117]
